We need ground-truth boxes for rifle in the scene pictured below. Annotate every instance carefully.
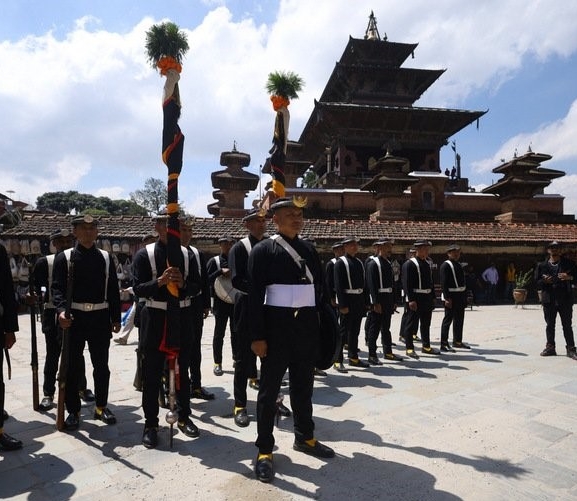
[28,263,39,411]
[56,258,74,431]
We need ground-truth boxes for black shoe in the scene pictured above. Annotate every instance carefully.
[39,396,54,411]
[406,349,420,360]
[94,407,116,425]
[440,344,456,353]
[234,408,250,427]
[213,364,223,376]
[0,432,23,451]
[79,389,96,402]
[368,356,383,366]
[540,346,556,356]
[314,367,327,376]
[293,439,335,458]
[398,336,406,344]
[248,379,260,391]
[255,455,274,483]
[412,333,421,342]
[177,418,200,438]
[192,387,215,400]
[277,402,291,417]
[142,427,158,449]
[453,341,471,350]
[2,410,9,420]
[333,362,348,373]
[384,353,404,361]
[421,346,440,355]
[348,358,369,368]
[567,347,577,361]
[64,413,80,431]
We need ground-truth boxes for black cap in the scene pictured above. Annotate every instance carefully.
[50,228,72,240]
[413,239,432,247]
[218,236,235,243]
[341,236,360,245]
[71,214,97,226]
[446,243,461,252]
[242,208,267,222]
[547,241,561,248]
[331,241,344,249]
[142,233,157,242]
[269,196,307,211]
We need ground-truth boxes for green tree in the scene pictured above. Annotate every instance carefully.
[129,178,167,216]
[36,191,148,216]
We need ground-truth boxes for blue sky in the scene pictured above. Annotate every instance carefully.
[1,0,577,217]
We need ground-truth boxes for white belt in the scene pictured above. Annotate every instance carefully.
[44,302,55,309]
[344,288,364,294]
[264,284,315,308]
[71,301,108,312]
[413,289,432,294]
[378,288,393,293]
[448,286,467,292]
[144,298,192,310]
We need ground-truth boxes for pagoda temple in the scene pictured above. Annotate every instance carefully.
[207,143,259,218]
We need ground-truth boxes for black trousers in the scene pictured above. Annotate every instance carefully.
[188,301,205,390]
[140,306,193,428]
[543,300,575,349]
[256,306,318,454]
[403,296,434,349]
[42,309,87,397]
[0,345,5,429]
[65,324,111,415]
[440,294,467,345]
[232,296,258,408]
[212,298,234,364]
[367,301,394,356]
[342,296,365,360]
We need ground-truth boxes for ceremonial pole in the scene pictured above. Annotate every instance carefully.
[145,22,189,447]
[266,71,304,198]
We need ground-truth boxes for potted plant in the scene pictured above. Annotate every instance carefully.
[513,269,533,307]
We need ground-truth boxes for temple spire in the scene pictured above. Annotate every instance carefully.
[365,11,385,41]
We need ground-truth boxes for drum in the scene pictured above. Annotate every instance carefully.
[214,275,241,304]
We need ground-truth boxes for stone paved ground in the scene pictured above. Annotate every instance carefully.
[1,304,577,500]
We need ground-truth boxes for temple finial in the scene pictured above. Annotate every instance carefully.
[365,11,381,41]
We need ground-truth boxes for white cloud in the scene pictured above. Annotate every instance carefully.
[1,0,577,216]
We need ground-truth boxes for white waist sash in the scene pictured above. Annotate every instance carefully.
[264,284,315,308]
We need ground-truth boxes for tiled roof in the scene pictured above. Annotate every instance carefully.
[2,214,577,251]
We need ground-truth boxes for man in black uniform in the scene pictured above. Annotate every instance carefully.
[33,228,94,411]
[401,240,439,359]
[365,238,402,364]
[334,236,369,368]
[206,236,236,376]
[249,197,335,483]
[179,217,213,400]
[132,215,202,448]
[325,242,348,373]
[229,208,267,427]
[439,244,470,352]
[0,242,22,451]
[535,241,577,360]
[52,215,121,430]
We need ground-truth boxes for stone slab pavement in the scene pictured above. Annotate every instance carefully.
[1,304,577,500]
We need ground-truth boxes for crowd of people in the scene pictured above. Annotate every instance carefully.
[1,205,577,484]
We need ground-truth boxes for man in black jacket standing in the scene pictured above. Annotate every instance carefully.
[52,215,121,430]
[535,241,577,360]
[401,240,439,359]
[249,197,334,484]
[439,244,470,352]
[0,243,21,451]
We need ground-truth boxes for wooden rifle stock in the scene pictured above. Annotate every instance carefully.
[29,264,39,411]
[56,258,74,431]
